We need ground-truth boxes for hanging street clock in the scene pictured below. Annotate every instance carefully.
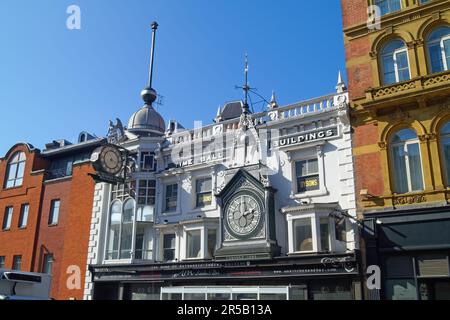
[90,145,126,184]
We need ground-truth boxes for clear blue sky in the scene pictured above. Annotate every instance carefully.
[0,0,346,156]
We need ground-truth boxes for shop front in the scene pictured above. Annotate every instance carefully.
[364,206,450,300]
[90,253,361,300]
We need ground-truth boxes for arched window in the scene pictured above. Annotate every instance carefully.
[426,26,450,74]
[390,129,424,194]
[440,121,450,185]
[106,198,136,260]
[381,39,411,85]
[106,200,122,260]
[5,152,26,188]
[374,0,401,16]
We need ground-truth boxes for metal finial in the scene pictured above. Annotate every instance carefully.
[148,21,158,89]
[242,53,250,114]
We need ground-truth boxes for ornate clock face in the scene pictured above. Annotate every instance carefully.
[226,194,262,238]
[99,146,123,175]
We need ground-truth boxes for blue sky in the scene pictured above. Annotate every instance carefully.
[0,0,346,156]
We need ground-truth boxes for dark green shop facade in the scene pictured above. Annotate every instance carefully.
[364,206,450,300]
[89,253,362,300]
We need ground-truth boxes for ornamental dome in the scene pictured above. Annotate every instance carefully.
[127,87,166,136]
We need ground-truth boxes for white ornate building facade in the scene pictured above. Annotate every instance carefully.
[83,75,360,300]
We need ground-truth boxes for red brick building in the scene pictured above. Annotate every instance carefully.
[0,133,105,299]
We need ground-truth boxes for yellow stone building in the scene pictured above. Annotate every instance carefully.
[342,0,450,299]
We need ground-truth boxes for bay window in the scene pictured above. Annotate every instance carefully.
[426,26,450,74]
[381,39,410,85]
[390,129,424,194]
[285,205,347,255]
[441,121,450,186]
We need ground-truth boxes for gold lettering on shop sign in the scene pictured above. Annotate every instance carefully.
[393,195,427,206]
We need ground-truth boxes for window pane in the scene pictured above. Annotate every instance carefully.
[6,163,18,183]
[396,51,410,81]
[309,281,352,300]
[407,143,424,191]
[392,145,409,193]
[385,279,417,300]
[443,137,450,185]
[320,218,330,252]
[166,184,178,211]
[207,229,217,258]
[163,234,176,261]
[120,222,133,259]
[444,38,450,70]
[12,255,22,271]
[187,230,201,259]
[107,201,122,260]
[307,158,319,173]
[295,160,307,177]
[49,200,60,225]
[123,200,135,223]
[294,218,313,252]
[19,204,29,228]
[3,207,12,230]
[0,256,5,269]
[429,43,445,73]
[43,254,53,275]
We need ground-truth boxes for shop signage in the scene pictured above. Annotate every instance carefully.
[273,127,338,148]
[92,261,358,282]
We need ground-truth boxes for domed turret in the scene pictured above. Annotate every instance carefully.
[127,22,166,137]
[127,87,165,136]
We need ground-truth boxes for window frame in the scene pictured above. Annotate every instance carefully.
[195,177,213,208]
[373,0,402,17]
[390,132,425,194]
[440,122,450,186]
[162,233,177,262]
[185,229,202,260]
[164,183,179,213]
[440,35,450,72]
[289,144,328,199]
[2,207,13,231]
[295,158,320,194]
[12,255,22,271]
[381,44,411,85]
[48,199,61,226]
[42,253,54,275]
[4,152,26,189]
[18,204,29,229]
